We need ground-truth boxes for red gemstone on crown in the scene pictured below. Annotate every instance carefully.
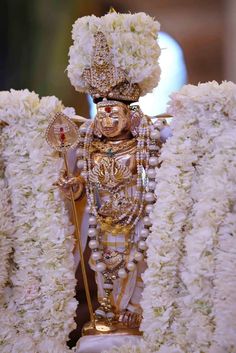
[105,106,112,113]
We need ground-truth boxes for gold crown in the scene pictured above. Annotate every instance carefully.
[82,32,140,102]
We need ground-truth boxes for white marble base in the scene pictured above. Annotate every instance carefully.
[75,334,142,353]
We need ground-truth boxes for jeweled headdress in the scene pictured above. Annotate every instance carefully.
[82,32,140,102]
[67,12,161,102]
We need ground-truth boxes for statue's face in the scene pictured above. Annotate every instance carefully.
[95,103,130,138]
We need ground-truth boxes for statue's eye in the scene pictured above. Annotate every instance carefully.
[110,116,119,123]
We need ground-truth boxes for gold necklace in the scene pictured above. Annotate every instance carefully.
[91,138,136,156]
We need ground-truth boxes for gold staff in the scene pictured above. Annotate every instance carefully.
[45,112,95,328]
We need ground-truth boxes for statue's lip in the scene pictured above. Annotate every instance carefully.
[102,127,116,132]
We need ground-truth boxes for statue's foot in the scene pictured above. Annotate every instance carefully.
[95,306,115,321]
[118,310,142,328]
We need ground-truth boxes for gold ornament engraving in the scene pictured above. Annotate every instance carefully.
[89,157,132,189]
[82,32,140,102]
[98,195,134,227]
[103,249,125,272]
[99,216,132,235]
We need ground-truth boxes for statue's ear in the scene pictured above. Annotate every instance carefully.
[130,108,141,137]
[93,117,102,138]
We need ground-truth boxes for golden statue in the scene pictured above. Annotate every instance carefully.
[52,11,171,352]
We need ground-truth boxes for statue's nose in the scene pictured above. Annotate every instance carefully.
[103,116,113,127]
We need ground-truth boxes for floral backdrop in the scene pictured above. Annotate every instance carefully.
[0,82,236,353]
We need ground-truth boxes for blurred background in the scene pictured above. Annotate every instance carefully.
[2,0,236,118]
[1,0,235,346]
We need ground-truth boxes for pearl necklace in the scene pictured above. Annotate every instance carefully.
[76,113,161,319]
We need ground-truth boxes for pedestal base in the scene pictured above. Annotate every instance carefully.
[75,334,142,353]
[82,320,142,336]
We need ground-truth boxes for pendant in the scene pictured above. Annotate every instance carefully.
[103,249,124,272]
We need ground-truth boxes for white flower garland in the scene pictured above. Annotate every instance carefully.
[141,81,236,353]
[67,12,161,96]
[0,90,77,353]
[173,82,236,353]
[140,94,202,353]
[0,120,14,298]
[0,111,16,352]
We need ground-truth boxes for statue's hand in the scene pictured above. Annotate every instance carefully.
[54,170,85,200]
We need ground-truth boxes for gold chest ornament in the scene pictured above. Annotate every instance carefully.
[89,140,137,228]
[89,156,132,190]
